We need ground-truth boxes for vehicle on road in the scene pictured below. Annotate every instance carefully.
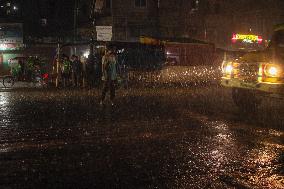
[2,56,49,88]
[221,24,284,110]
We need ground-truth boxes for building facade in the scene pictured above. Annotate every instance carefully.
[83,0,284,50]
[2,0,282,48]
[22,0,76,42]
[201,0,284,49]
[0,0,77,42]
[78,0,159,41]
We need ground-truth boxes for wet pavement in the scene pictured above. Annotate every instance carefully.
[0,84,283,188]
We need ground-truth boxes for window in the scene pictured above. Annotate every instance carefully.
[40,18,47,26]
[106,0,111,9]
[130,26,141,37]
[214,3,220,14]
[189,27,197,36]
[191,0,199,10]
[190,0,199,12]
[135,0,146,7]
[275,31,284,45]
[81,3,88,16]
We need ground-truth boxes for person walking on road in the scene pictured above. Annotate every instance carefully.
[100,47,117,106]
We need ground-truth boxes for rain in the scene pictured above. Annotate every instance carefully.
[0,0,283,188]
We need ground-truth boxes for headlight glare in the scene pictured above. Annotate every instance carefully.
[225,65,233,74]
[264,64,282,77]
[268,66,278,76]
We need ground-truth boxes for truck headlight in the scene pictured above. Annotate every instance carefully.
[264,64,282,77]
[268,66,278,76]
[225,65,233,74]
[222,61,234,75]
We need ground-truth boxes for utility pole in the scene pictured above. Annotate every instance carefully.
[90,0,97,57]
[56,43,60,88]
[54,1,63,88]
[73,0,79,43]
[84,0,97,88]
[73,0,79,55]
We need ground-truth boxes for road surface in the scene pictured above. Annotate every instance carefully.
[0,84,283,188]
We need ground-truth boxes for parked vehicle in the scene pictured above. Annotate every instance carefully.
[2,56,49,88]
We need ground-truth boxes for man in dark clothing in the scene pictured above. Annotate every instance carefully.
[94,52,102,86]
[61,55,72,87]
[71,55,82,87]
[86,54,95,88]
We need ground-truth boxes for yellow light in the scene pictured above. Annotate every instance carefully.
[268,66,278,76]
[225,65,233,74]
[236,34,258,41]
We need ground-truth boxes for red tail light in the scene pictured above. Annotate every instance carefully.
[43,73,49,79]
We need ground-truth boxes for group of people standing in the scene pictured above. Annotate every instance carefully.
[59,45,120,106]
[61,54,82,88]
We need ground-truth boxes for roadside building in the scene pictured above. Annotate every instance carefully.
[78,0,284,51]
[78,0,159,42]
[197,0,284,50]
[0,23,24,75]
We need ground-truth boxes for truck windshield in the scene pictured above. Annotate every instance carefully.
[273,30,284,63]
[275,30,284,47]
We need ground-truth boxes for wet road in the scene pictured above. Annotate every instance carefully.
[0,85,283,188]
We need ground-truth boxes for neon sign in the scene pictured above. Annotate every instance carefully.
[232,34,263,44]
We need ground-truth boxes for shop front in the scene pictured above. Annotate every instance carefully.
[0,23,24,75]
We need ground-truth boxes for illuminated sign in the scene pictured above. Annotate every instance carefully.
[0,23,23,44]
[0,43,23,50]
[232,34,263,44]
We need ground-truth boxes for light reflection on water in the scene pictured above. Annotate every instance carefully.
[0,93,12,152]
[0,92,11,127]
[186,116,283,188]
[176,117,238,188]
[245,143,284,188]
[0,144,9,153]
[0,93,9,106]
[210,122,235,172]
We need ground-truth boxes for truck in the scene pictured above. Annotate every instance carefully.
[140,36,221,84]
[221,24,284,110]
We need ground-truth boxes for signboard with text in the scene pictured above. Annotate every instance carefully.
[231,33,265,51]
[96,26,112,41]
[0,23,23,44]
[232,34,262,44]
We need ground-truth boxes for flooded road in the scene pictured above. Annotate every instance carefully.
[0,85,283,188]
